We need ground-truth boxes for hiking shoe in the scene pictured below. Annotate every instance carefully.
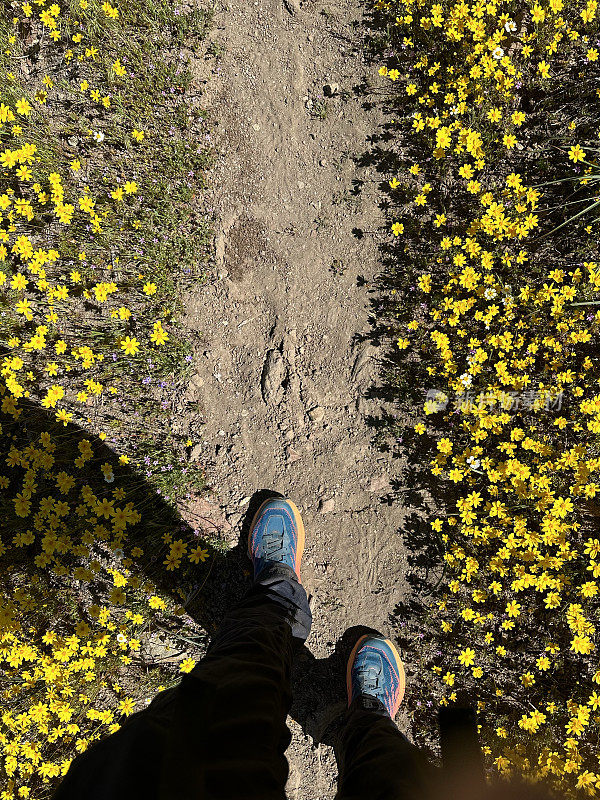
[248,497,305,582]
[346,634,406,718]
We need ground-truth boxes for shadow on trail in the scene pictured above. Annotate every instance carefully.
[1,398,388,757]
[346,4,447,612]
[342,3,455,752]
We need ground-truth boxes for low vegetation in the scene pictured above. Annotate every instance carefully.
[372,0,600,792]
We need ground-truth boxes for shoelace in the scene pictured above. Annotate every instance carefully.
[356,661,382,694]
[261,525,292,562]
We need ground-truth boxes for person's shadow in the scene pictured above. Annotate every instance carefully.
[1,398,387,762]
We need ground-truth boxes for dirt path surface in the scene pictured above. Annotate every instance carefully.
[185,1,409,794]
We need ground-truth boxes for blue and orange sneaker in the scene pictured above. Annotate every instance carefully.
[247,497,305,582]
[346,634,406,718]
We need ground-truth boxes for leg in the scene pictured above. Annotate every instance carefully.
[159,561,311,800]
[335,696,432,800]
[53,497,311,800]
[335,635,433,800]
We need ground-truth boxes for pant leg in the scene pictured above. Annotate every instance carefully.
[159,562,311,800]
[53,562,311,800]
[335,696,433,800]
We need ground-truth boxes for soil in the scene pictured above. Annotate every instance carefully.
[183,0,411,795]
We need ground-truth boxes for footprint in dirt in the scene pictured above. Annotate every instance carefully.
[261,347,288,405]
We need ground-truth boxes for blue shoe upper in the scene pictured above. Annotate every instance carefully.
[249,499,299,579]
[349,637,402,718]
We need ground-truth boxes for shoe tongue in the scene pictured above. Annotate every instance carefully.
[362,696,384,711]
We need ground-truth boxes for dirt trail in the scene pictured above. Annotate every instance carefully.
[185,0,409,794]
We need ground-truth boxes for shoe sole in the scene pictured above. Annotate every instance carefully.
[346,634,406,713]
[247,497,306,582]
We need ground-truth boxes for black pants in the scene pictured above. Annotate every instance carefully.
[53,564,431,800]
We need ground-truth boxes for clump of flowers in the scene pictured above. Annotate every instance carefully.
[374,0,600,793]
[0,0,215,795]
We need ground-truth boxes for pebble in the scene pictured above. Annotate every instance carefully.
[368,475,391,493]
[286,447,301,464]
[323,82,339,97]
[319,498,335,513]
[189,444,203,462]
[308,406,325,422]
